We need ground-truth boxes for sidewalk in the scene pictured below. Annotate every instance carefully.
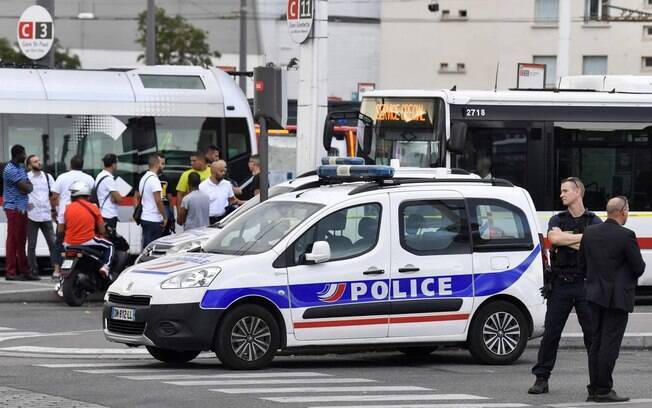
[0,276,104,303]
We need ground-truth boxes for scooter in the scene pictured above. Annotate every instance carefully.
[57,227,130,306]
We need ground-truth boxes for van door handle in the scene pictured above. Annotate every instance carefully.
[363,269,385,275]
[398,267,420,273]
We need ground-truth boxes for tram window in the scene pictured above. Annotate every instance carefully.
[455,127,528,187]
[226,118,250,160]
[555,124,652,211]
[0,114,48,195]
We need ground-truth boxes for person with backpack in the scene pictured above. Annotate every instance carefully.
[62,181,113,278]
[26,154,56,280]
[94,154,123,229]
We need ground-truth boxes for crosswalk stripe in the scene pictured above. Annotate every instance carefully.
[0,346,149,354]
[210,386,431,394]
[307,404,530,408]
[0,327,15,331]
[120,372,331,381]
[0,332,41,337]
[165,378,375,386]
[76,368,177,374]
[547,398,652,407]
[36,363,155,368]
[264,394,488,403]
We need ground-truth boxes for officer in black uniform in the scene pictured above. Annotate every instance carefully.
[529,177,602,395]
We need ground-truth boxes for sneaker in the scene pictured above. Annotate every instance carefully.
[51,270,61,280]
[99,265,110,279]
[54,282,63,298]
[527,378,549,394]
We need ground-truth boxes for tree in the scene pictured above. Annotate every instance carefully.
[136,7,221,66]
[0,37,81,69]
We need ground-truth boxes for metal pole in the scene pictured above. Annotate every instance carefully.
[557,0,570,79]
[36,0,54,68]
[146,0,156,65]
[239,0,247,93]
[258,115,269,202]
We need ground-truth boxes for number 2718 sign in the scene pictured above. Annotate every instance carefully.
[17,5,54,61]
[287,0,313,44]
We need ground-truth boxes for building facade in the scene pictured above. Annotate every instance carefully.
[379,0,652,90]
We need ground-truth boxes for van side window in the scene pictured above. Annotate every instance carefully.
[399,200,470,255]
[468,199,533,251]
[292,203,381,265]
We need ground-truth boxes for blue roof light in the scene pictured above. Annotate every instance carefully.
[320,157,365,165]
[317,165,395,180]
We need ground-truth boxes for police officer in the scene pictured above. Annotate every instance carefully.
[529,177,602,395]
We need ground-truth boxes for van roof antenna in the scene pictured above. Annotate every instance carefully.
[494,62,499,91]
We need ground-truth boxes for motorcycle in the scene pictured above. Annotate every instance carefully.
[57,227,130,306]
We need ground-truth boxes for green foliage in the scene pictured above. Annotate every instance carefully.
[0,37,81,69]
[136,7,221,66]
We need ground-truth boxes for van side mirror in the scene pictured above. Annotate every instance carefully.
[447,122,467,154]
[304,241,331,264]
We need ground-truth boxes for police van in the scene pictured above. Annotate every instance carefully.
[104,162,546,369]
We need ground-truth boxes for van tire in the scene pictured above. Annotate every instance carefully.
[146,346,200,363]
[215,304,280,370]
[468,300,527,365]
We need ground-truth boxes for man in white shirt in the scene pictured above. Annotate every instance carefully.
[199,160,243,225]
[51,155,95,278]
[95,153,123,229]
[134,153,167,249]
[26,155,56,280]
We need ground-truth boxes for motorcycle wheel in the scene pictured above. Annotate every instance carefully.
[62,269,88,307]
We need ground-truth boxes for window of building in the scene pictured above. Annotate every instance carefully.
[642,57,652,70]
[584,0,609,21]
[441,9,450,17]
[533,55,557,87]
[555,123,652,211]
[292,203,382,264]
[644,26,652,38]
[399,200,470,255]
[582,55,608,75]
[459,9,468,18]
[467,199,533,251]
[457,63,466,72]
[534,0,559,23]
[439,63,449,71]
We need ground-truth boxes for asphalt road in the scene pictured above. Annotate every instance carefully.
[1,302,651,408]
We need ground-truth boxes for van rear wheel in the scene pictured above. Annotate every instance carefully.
[468,301,528,365]
[146,346,200,364]
[215,304,280,370]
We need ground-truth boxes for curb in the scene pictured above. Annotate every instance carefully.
[0,286,105,304]
[528,333,652,350]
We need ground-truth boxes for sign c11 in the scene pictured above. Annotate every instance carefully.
[287,0,314,44]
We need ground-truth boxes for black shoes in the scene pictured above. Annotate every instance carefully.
[528,378,549,394]
[24,274,41,281]
[5,275,26,281]
[595,390,629,403]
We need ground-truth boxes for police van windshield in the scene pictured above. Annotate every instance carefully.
[204,201,324,255]
[360,97,444,167]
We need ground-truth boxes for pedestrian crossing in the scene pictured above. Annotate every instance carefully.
[34,362,532,408]
[0,326,43,342]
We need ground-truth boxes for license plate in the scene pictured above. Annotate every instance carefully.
[111,307,136,322]
[61,259,74,269]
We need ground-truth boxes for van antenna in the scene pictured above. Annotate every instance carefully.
[494,62,499,91]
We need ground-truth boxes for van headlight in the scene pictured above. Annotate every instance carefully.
[160,267,221,289]
[167,240,203,255]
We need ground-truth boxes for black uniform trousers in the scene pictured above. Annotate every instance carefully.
[587,301,628,395]
[532,277,593,379]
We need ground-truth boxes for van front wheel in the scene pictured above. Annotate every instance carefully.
[468,301,528,365]
[215,304,280,370]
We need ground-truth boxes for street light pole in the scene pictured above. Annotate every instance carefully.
[36,0,55,68]
[239,0,247,93]
[146,0,156,65]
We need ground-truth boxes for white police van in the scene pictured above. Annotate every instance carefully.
[104,161,546,369]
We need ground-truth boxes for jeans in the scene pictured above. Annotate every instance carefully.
[141,220,163,249]
[27,220,57,274]
[5,209,29,277]
[532,277,593,379]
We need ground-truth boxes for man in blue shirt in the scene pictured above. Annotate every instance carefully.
[3,145,34,280]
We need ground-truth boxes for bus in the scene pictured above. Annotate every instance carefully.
[324,75,652,288]
[0,65,256,256]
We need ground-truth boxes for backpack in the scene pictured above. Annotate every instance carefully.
[90,175,110,207]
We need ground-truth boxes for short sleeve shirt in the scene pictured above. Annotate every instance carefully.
[52,170,95,224]
[175,167,211,195]
[95,170,119,219]
[27,171,55,222]
[64,200,104,245]
[139,171,163,222]
[181,190,210,230]
[3,161,29,211]
[199,178,234,217]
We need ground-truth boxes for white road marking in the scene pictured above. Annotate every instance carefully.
[37,363,156,368]
[120,372,331,380]
[0,332,43,341]
[264,394,489,403]
[307,404,530,408]
[210,386,431,394]
[548,398,652,407]
[0,327,15,331]
[165,378,375,386]
[0,346,149,354]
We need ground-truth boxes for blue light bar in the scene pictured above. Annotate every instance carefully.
[317,165,395,180]
[320,157,365,165]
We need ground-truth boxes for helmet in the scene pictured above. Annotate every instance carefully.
[69,180,92,197]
